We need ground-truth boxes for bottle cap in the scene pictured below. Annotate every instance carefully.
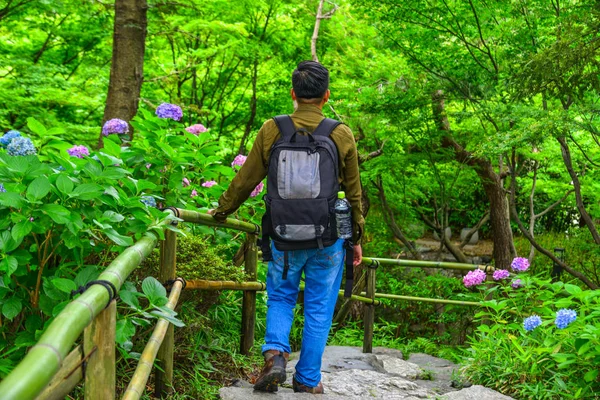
[337,191,345,199]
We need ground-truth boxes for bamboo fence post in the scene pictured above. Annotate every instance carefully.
[155,229,178,398]
[240,233,258,355]
[123,280,184,400]
[362,263,377,353]
[84,300,116,400]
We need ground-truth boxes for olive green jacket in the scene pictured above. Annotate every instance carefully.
[213,103,364,243]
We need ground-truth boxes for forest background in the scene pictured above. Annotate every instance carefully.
[0,0,599,398]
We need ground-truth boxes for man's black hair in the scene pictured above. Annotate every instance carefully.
[292,61,329,102]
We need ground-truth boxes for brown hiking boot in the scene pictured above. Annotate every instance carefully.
[293,376,324,394]
[253,350,289,392]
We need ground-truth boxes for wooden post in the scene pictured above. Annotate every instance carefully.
[362,266,376,353]
[84,300,116,400]
[240,233,258,355]
[155,229,177,398]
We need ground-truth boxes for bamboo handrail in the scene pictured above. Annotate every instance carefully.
[122,280,184,400]
[362,292,482,306]
[362,257,495,272]
[185,279,266,291]
[175,208,260,234]
[0,235,158,400]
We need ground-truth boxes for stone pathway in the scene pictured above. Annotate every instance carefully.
[219,346,513,399]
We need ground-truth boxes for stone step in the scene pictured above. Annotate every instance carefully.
[219,346,513,400]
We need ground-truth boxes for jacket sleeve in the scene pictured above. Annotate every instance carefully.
[213,127,268,222]
[340,127,365,244]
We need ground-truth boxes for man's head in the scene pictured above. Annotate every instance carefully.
[291,61,330,107]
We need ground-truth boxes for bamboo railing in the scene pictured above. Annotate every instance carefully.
[0,208,497,400]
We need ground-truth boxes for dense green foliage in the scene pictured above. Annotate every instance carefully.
[1,0,600,398]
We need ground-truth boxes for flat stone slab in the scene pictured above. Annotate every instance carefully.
[441,385,514,399]
[407,353,460,394]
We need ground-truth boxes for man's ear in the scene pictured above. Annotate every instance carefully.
[323,89,330,103]
[291,88,297,100]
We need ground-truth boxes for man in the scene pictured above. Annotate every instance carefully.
[210,60,364,394]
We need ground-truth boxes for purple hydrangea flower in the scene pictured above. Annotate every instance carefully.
[493,269,510,281]
[140,196,156,208]
[250,181,264,198]
[231,154,247,168]
[555,309,577,329]
[511,257,530,272]
[7,137,36,156]
[145,163,152,169]
[463,269,487,287]
[156,103,183,121]
[182,178,191,187]
[190,189,198,197]
[201,180,217,188]
[511,279,523,289]
[0,183,5,193]
[67,145,90,159]
[102,118,129,136]
[185,124,207,135]
[0,130,21,148]
[523,315,542,331]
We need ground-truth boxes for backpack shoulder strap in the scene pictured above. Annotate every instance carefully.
[312,118,342,138]
[272,115,296,142]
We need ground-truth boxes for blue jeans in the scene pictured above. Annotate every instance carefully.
[261,239,345,388]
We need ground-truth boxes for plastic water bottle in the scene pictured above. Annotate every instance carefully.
[335,191,352,239]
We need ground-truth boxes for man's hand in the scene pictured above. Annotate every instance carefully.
[207,209,215,216]
[353,244,362,266]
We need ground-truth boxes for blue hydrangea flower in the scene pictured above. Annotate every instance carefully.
[0,183,6,193]
[7,137,36,156]
[0,130,21,148]
[102,118,129,136]
[555,309,577,329]
[156,103,183,121]
[523,315,542,331]
[140,196,156,208]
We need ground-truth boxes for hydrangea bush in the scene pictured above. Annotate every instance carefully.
[459,258,600,398]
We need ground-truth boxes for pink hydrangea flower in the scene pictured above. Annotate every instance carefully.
[231,154,247,168]
[202,180,217,188]
[182,178,191,187]
[67,145,90,159]
[185,124,208,135]
[145,163,152,169]
[190,189,198,197]
[512,279,523,289]
[250,181,264,197]
[511,257,530,272]
[493,269,510,281]
[463,269,487,287]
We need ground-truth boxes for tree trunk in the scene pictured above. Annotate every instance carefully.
[431,90,513,269]
[556,135,600,244]
[98,0,148,148]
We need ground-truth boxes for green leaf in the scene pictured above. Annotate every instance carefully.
[56,175,74,194]
[584,369,599,382]
[26,176,51,200]
[101,138,121,157]
[116,319,136,345]
[11,220,32,241]
[52,278,77,294]
[120,290,141,309]
[0,256,18,278]
[27,117,47,137]
[104,229,133,247]
[149,310,185,327]
[2,297,22,320]
[564,284,582,296]
[41,204,71,224]
[102,211,125,223]
[74,265,99,287]
[0,192,25,208]
[69,183,104,200]
[142,277,166,303]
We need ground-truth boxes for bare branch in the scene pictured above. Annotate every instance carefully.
[459,212,489,248]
